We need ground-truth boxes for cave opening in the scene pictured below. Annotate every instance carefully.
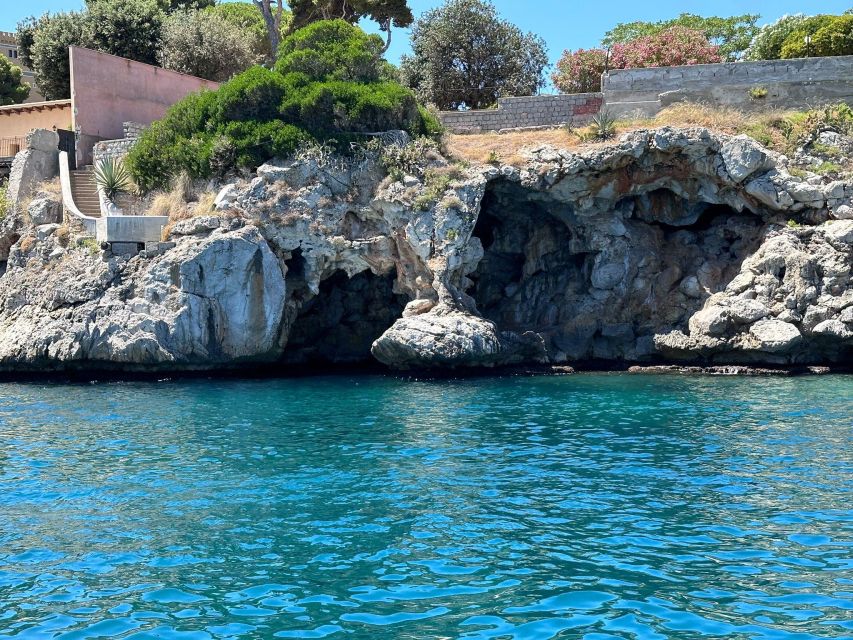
[468,180,766,362]
[282,269,407,365]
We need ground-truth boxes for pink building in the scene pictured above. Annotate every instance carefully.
[0,46,219,168]
[69,46,219,165]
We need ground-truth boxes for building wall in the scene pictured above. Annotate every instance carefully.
[602,55,853,117]
[439,94,603,133]
[69,46,219,164]
[0,101,72,140]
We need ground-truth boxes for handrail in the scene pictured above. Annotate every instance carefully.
[59,151,98,234]
[0,137,25,159]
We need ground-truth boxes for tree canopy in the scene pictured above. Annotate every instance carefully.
[603,13,759,61]
[18,0,275,101]
[206,2,291,62]
[288,0,413,31]
[744,12,853,60]
[159,8,258,81]
[0,57,30,106]
[553,27,722,94]
[17,12,88,100]
[399,0,548,110]
[127,19,440,191]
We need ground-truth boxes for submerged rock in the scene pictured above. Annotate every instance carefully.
[0,126,850,372]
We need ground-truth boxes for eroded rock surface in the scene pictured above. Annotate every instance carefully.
[0,126,850,372]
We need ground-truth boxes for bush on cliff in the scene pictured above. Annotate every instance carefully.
[553,27,722,94]
[128,19,439,191]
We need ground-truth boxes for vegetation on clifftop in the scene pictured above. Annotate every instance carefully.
[127,19,440,191]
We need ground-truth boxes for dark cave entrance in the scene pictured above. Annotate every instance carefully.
[283,269,407,365]
[468,180,765,362]
[468,184,587,334]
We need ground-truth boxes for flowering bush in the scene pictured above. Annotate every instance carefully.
[553,27,722,94]
[551,48,608,93]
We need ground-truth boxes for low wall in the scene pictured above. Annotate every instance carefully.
[439,94,603,133]
[93,138,136,165]
[70,46,218,165]
[603,55,853,117]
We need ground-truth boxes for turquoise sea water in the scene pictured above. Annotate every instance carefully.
[0,374,852,640]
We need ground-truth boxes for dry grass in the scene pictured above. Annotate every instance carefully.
[149,176,221,240]
[444,103,824,166]
[445,128,579,166]
[36,177,62,200]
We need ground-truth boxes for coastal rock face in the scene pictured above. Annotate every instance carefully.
[657,221,853,363]
[0,224,286,370]
[0,126,850,372]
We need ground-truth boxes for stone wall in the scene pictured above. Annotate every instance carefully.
[93,138,136,165]
[603,55,853,118]
[123,122,146,138]
[441,55,853,134]
[439,94,603,133]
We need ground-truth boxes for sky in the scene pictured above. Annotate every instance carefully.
[3,0,852,68]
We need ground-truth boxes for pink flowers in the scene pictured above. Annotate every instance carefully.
[553,27,723,94]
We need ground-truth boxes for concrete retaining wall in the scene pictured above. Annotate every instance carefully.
[442,55,853,133]
[603,55,853,118]
[439,94,603,133]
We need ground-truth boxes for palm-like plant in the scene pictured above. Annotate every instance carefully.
[93,157,133,201]
[589,110,617,140]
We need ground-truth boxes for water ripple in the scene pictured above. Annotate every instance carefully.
[0,374,850,639]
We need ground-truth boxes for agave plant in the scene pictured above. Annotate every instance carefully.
[93,157,133,201]
[590,110,618,140]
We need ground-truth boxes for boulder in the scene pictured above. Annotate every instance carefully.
[748,320,802,353]
[372,310,503,370]
[28,197,62,226]
[721,135,770,183]
[7,129,59,205]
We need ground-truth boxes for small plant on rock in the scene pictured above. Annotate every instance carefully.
[748,86,768,100]
[586,110,617,141]
[0,185,10,219]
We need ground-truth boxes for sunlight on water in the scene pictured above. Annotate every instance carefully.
[0,374,851,639]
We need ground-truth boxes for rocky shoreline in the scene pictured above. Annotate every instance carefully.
[0,126,851,374]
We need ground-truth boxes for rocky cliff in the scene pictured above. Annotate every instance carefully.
[0,127,851,373]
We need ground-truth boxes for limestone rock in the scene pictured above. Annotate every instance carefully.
[720,135,770,183]
[7,129,59,205]
[28,197,62,226]
[372,310,503,369]
[748,320,802,353]
[0,125,849,373]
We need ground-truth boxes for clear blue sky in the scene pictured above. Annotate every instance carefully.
[3,0,852,67]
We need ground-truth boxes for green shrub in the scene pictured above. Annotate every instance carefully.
[275,19,385,83]
[748,86,768,99]
[128,19,437,191]
[213,66,288,122]
[806,14,853,57]
[814,161,842,175]
[779,15,837,58]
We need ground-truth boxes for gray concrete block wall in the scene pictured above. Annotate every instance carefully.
[442,55,853,134]
[440,94,603,133]
[603,54,853,116]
